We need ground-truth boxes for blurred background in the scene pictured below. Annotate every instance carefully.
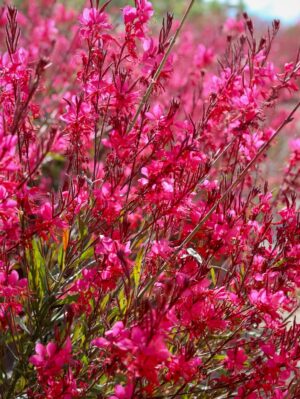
[5,0,298,186]
[8,0,300,29]
[53,0,300,62]
[49,0,300,26]
[219,0,300,25]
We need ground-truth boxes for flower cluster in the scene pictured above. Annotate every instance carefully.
[0,1,299,398]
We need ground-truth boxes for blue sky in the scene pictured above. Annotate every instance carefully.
[216,0,300,25]
[245,0,300,24]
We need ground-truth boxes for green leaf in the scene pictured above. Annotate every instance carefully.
[58,245,65,271]
[210,267,216,286]
[28,239,48,297]
[78,215,88,240]
[118,289,127,314]
[80,246,94,261]
[73,322,86,345]
[46,152,65,162]
[240,263,245,277]
[100,294,110,311]
[108,306,119,323]
[58,294,79,305]
[15,376,26,392]
[273,258,287,268]
[213,354,226,361]
[133,247,144,288]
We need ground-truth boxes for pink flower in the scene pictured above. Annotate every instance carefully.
[136,0,154,24]
[224,18,244,34]
[79,8,112,38]
[123,6,137,25]
[30,338,73,377]
[149,239,172,260]
[39,202,53,221]
[289,138,300,152]
[225,348,248,371]
[249,289,287,321]
[194,44,214,68]
[110,383,134,399]
[123,0,153,39]
[167,354,202,382]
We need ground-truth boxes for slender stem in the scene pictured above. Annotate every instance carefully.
[126,0,195,134]
[138,99,300,299]
[177,100,300,251]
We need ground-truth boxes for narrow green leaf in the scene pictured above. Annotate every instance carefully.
[133,247,144,288]
[210,267,216,286]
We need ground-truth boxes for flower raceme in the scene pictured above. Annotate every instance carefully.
[0,1,299,398]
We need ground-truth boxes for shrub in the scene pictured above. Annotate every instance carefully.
[0,1,299,398]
